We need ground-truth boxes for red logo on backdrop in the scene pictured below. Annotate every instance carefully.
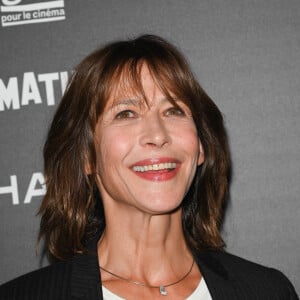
[1,0,65,27]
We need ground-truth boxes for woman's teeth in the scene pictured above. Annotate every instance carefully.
[133,162,177,172]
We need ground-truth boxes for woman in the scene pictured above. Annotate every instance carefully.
[0,35,298,300]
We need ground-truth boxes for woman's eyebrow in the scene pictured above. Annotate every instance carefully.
[109,97,183,110]
[111,98,142,108]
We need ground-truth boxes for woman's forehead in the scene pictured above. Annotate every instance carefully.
[103,62,188,110]
[107,84,146,108]
[106,68,155,105]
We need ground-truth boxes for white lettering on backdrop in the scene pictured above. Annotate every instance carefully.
[0,172,46,205]
[0,71,69,111]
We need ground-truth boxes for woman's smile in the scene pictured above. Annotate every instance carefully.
[130,157,181,181]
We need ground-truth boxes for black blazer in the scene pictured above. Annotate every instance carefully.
[0,239,298,300]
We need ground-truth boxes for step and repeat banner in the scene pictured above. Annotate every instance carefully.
[1,0,299,294]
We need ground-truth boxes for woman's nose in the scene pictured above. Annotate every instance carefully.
[139,114,171,148]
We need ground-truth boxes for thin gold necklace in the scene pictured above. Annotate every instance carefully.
[99,259,194,296]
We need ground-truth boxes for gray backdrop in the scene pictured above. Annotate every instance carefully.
[1,0,299,295]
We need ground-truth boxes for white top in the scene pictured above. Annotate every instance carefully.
[186,278,212,300]
[102,278,212,300]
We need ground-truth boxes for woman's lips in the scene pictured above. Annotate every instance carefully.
[130,158,181,181]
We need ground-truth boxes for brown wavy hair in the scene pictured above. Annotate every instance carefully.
[39,34,230,260]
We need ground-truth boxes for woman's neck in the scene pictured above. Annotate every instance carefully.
[97,206,193,284]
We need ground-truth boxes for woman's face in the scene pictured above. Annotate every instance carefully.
[93,65,204,215]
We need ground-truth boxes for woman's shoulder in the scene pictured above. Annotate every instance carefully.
[197,250,299,299]
[211,250,293,279]
[0,260,72,300]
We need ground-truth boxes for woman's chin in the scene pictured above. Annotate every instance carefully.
[135,200,182,216]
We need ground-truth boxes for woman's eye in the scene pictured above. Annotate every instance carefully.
[115,110,136,119]
[166,106,185,116]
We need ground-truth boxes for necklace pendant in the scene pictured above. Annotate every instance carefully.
[159,286,167,296]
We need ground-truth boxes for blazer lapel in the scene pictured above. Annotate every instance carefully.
[195,251,238,300]
[70,236,103,300]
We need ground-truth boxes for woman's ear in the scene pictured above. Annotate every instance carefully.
[197,139,205,166]
[85,161,92,175]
